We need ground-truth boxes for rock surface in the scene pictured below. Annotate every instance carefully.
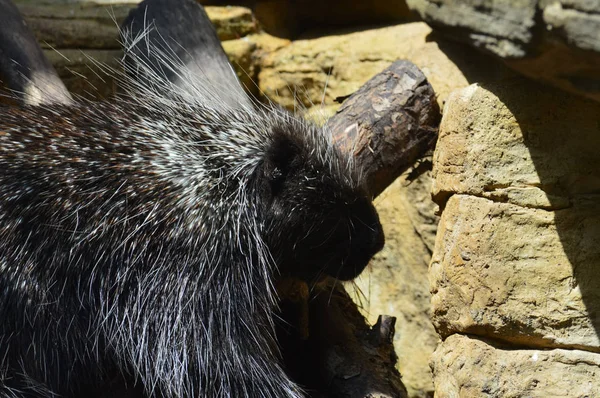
[222,33,290,97]
[432,79,600,208]
[353,171,439,398]
[407,0,600,103]
[430,80,600,394]
[432,334,600,398]
[431,194,600,350]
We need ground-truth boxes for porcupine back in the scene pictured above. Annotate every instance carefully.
[0,8,384,398]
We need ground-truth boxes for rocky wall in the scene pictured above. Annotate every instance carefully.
[430,79,600,396]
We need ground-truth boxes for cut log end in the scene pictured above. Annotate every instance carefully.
[327,59,440,198]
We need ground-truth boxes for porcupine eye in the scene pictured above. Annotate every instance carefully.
[262,135,300,201]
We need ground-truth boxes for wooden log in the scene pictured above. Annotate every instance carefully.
[0,0,72,105]
[326,60,440,198]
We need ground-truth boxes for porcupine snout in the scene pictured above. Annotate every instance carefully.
[343,197,384,280]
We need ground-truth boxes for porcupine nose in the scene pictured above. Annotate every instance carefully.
[336,199,385,281]
[368,216,385,254]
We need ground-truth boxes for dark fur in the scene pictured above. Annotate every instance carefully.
[0,85,383,397]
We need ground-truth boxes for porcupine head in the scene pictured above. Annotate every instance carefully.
[255,118,385,282]
[122,69,385,396]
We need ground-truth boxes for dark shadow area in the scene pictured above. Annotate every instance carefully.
[200,0,417,38]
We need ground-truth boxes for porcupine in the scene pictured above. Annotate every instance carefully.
[0,2,384,398]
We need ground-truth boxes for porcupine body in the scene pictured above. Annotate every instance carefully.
[0,51,384,398]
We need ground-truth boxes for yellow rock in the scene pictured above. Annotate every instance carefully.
[352,172,440,398]
[430,78,600,396]
[432,334,600,398]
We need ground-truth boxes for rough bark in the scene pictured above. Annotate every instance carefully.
[326,60,440,198]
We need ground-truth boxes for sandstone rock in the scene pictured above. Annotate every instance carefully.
[432,334,600,398]
[205,5,258,40]
[430,82,600,351]
[432,81,600,209]
[407,0,600,103]
[398,166,438,253]
[243,33,290,57]
[430,194,600,350]
[259,22,515,112]
[352,171,439,398]
[223,33,291,97]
